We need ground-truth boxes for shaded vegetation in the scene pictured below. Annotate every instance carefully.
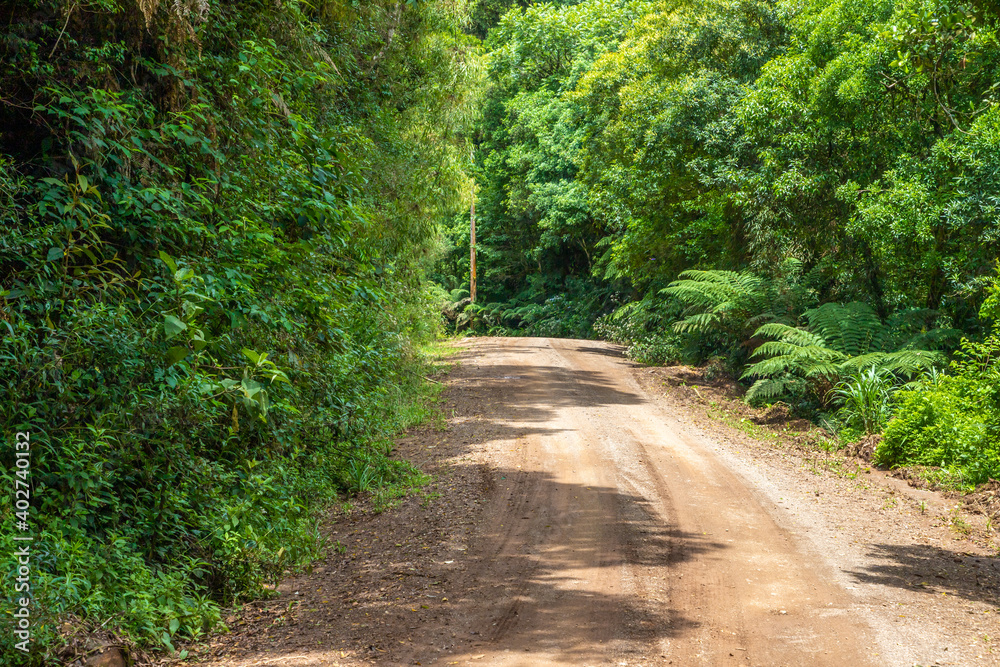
[1,0,479,662]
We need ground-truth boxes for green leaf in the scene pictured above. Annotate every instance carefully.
[158,251,178,273]
[169,617,180,635]
[241,378,263,398]
[165,346,190,366]
[46,247,64,262]
[242,348,261,364]
[267,369,291,384]
[164,314,188,339]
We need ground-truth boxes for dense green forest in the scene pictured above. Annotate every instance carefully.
[442,0,1000,489]
[3,0,1000,662]
[1,0,480,662]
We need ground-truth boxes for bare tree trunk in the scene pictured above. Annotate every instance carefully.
[470,184,477,303]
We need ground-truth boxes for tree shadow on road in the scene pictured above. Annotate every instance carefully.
[569,344,627,359]
[403,467,719,664]
[198,339,722,666]
[845,543,1000,608]
[450,362,647,425]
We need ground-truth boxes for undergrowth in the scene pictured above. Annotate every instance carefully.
[0,348,446,661]
[0,0,477,662]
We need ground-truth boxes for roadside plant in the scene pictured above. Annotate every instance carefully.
[742,302,952,406]
[594,294,686,364]
[662,261,817,366]
[346,455,383,494]
[875,333,1000,487]
[830,367,895,435]
[875,265,1000,485]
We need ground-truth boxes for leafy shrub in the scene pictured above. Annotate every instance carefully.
[593,295,685,364]
[875,335,1000,487]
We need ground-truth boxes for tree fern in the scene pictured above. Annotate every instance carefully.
[843,350,943,375]
[802,302,888,357]
[660,263,817,362]
[663,270,770,335]
[743,302,951,406]
[660,270,782,366]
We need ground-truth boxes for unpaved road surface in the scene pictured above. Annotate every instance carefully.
[440,337,874,666]
[199,338,1000,667]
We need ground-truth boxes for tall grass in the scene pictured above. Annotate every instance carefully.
[831,367,895,435]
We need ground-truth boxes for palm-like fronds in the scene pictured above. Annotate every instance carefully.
[742,302,949,406]
[660,263,819,356]
[752,323,827,348]
[842,350,943,375]
[659,270,786,364]
[802,302,889,356]
[663,270,770,336]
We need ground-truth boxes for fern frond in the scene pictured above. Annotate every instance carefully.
[801,361,842,379]
[673,312,719,334]
[743,354,810,379]
[744,377,790,403]
[803,302,883,355]
[674,269,743,284]
[845,350,944,376]
[663,282,734,306]
[902,327,962,350]
[753,323,826,348]
[751,341,808,358]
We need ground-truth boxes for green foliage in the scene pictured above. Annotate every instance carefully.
[832,367,896,435]
[981,262,1000,322]
[743,302,951,405]
[450,0,654,328]
[0,0,478,662]
[476,275,614,338]
[575,0,786,286]
[464,0,1000,343]
[876,335,1000,487]
[661,262,818,367]
[874,267,1000,486]
[593,295,686,364]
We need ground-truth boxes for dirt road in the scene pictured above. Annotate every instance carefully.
[200,337,1000,667]
[436,337,875,666]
